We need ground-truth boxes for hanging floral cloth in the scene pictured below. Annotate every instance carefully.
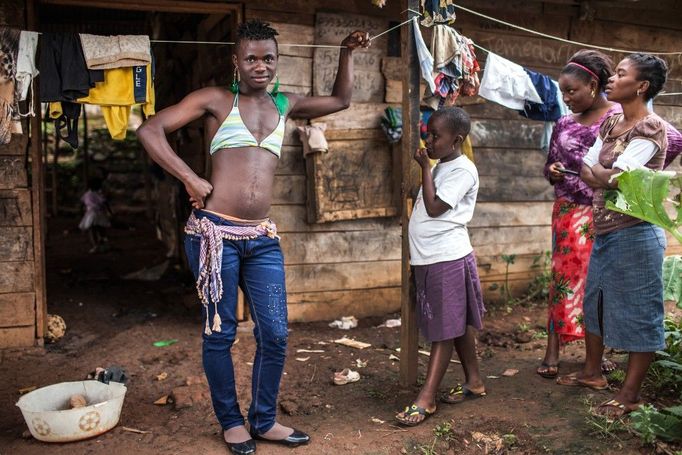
[421,0,457,27]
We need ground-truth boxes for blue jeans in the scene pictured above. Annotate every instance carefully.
[184,210,288,434]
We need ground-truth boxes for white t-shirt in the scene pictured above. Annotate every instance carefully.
[408,155,479,266]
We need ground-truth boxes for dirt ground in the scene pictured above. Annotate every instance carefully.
[0,215,678,454]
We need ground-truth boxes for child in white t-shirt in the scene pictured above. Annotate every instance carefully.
[396,107,486,426]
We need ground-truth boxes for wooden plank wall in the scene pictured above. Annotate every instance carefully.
[243,1,404,321]
[0,1,38,347]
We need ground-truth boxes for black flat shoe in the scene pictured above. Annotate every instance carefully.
[250,428,310,447]
[225,438,256,455]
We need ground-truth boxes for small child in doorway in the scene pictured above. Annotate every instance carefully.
[78,177,112,253]
[395,107,486,426]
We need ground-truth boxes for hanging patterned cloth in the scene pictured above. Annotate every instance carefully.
[0,27,20,144]
[421,0,457,27]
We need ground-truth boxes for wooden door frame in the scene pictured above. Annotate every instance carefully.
[28,0,244,341]
[38,0,242,18]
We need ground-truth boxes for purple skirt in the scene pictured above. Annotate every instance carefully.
[414,252,485,342]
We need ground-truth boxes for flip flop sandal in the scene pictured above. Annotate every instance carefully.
[556,372,609,390]
[536,362,559,379]
[593,399,640,420]
[395,403,436,427]
[441,384,487,404]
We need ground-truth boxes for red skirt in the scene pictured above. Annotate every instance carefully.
[547,198,594,344]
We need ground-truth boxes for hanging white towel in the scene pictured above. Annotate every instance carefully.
[16,31,39,103]
[479,52,541,110]
[412,18,436,94]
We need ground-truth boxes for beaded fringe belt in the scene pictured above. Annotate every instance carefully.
[184,212,279,335]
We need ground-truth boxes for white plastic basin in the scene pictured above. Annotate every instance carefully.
[16,380,127,442]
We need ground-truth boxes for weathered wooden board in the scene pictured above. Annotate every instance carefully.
[471,201,552,228]
[246,7,314,27]
[285,260,400,293]
[476,253,549,282]
[272,175,306,205]
[0,261,34,293]
[593,4,682,31]
[311,103,389,130]
[654,105,682,129]
[313,47,385,102]
[269,204,394,233]
[270,22,314,58]
[470,120,544,149]
[463,99,528,121]
[474,148,547,177]
[0,156,27,190]
[0,134,27,155]
[314,12,389,50]
[385,79,402,104]
[305,137,397,222]
[478,175,554,202]
[470,225,551,256]
[0,326,35,348]
[277,55,312,88]
[0,189,32,226]
[277,146,305,176]
[570,21,682,79]
[0,227,32,261]
[0,292,34,328]
[283,118,306,146]
[280,229,401,265]
[287,287,400,322]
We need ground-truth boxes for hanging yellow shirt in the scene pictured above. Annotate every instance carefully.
[77,64,155,140]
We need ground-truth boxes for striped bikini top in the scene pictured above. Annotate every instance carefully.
[209,92,285,158]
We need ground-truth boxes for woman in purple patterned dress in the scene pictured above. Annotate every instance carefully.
[537,50,620,379]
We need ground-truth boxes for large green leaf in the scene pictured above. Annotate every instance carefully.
[604,169,682,244]
[663,255,682,305]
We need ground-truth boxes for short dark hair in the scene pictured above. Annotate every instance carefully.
[626,53,668,100]
[561,49,614,90]
[236,19,279,48]
[432,107,471,137]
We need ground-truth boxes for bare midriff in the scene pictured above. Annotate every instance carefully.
[204,146,279,220]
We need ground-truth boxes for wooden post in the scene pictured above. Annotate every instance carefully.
[82,105,88,189]
[400,0,421,386]
[27,0,47,342]
[51,127,59,216]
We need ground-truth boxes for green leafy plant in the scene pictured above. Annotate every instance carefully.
[648,317,682,397]
[630,404,682,443]
[433,422,455,441]
[604,168,682,244]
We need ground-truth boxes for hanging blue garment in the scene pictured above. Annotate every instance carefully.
[519,68,562,122]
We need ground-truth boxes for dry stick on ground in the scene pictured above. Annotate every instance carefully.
[310,364,317,383]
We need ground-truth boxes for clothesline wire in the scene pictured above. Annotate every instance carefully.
[455,4,682,56]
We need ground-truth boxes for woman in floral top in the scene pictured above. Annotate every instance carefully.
[538,50,620,379]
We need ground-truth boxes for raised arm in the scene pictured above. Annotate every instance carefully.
[136,87,220,208]
[287,31,370,119]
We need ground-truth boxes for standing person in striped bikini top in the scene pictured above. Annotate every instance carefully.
[137,19,370,455]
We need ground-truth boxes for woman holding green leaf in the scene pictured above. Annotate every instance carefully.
[558,54,670,419]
